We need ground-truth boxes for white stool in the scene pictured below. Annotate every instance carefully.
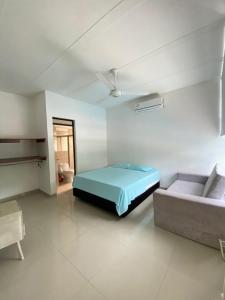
[0,200,25,260]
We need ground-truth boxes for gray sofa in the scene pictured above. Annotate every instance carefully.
[153,172,225,249]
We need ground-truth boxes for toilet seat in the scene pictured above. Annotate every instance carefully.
[59,163,74,183]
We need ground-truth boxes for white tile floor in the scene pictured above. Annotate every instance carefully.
[0,190,224,300]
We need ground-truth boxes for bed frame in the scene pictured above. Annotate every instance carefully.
[73,181,160,217]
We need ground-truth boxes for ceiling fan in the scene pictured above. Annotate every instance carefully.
[96,68,150,98]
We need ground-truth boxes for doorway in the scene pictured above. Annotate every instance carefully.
[53,117,76,194]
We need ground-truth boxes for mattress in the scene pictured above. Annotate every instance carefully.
[73,166,160,215]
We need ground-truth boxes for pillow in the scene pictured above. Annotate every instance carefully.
[111,163,152,172]
[203,165,225,200]
[127,164,153,172]
[111,163,130,169]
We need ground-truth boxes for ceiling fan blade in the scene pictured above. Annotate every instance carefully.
[97,94,123,103]
[120,90,150,96]
[96,72,115,90]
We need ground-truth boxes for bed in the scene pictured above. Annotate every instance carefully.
[73,164,160,217]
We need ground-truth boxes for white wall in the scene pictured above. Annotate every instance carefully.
[32,92,51,194]
[0,91,39,200]
[221,64,225,135]
[0,90,108,198]
[107,80,225,187]
[1,79,223,198]
[45,91,108,195]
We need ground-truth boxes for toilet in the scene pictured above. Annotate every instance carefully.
[61,163,74,183]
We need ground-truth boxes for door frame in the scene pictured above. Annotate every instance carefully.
[52,117,77,176]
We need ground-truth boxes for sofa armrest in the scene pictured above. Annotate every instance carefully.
[177,172,208,184]
[153,189,225,207]
[153,189,225,249]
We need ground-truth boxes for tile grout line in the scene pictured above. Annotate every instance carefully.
[19,200,92,292]
[52,197,132,299]
[56,245,91,283]
[153,243,177,300]
[88,280,111,300]
[42,197,103,284]
[54,203,101,240]
[29,214,92,287]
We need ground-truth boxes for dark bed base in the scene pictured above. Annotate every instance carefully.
[73,181,160,217]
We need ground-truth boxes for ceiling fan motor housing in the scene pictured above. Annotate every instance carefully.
[110,89,121,97]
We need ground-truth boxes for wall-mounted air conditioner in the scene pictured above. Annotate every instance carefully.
[134,96,164,112]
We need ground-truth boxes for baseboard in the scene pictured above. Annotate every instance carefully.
[0,189,46,202]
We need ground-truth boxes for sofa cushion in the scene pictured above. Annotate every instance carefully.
[205,173,225,200]
[202,165,216,197]
[168,180,204,196]
[203,164,225,200]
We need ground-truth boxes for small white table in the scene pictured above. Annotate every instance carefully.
[0,200,25,260]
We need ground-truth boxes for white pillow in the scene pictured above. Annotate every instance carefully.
[202,165,217,197]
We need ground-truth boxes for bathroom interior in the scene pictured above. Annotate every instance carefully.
[53,118,75,194]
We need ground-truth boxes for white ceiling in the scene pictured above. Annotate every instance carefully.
[0,0,224,107]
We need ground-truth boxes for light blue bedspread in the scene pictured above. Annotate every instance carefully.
[73,166,160,216]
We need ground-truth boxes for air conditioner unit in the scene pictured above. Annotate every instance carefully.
[134,96,164,112]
